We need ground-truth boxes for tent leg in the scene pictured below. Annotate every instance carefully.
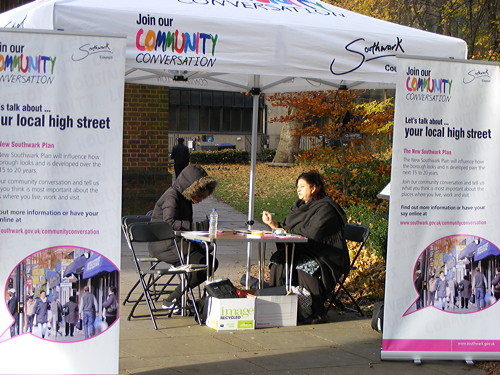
[246,76,261,288]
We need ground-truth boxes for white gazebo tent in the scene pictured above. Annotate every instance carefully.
[0,0,467,231]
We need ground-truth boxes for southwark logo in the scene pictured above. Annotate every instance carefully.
[463,68,492,84]
[135,14,218,68]
[71,41,114,62]
[0,42,56,85]
[404,65,453,103]
[330,37,405,75]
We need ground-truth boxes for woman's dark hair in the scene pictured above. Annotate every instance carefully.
[110,286,117,294]
[69,296,76,303]
[296,171,326,200]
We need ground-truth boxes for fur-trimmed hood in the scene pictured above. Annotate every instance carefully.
[173,165,216,201]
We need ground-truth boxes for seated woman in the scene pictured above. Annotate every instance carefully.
[262,171,349,323]
[149,164,218,310]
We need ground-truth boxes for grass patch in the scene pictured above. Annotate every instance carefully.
[203,163,308,224]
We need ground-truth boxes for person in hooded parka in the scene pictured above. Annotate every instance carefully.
[149,165,218,310]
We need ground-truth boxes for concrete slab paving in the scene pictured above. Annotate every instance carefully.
[118,195,487,375]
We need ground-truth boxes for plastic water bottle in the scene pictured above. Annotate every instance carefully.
[209,208,218,237]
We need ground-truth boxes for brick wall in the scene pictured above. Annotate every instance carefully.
[122,83,171,215]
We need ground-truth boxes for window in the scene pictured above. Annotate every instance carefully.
[169,89,263,134]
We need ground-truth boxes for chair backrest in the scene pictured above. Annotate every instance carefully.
[344,223,370,270]
[344,223,370,244]
[122,215,153,248]
[128,221,176,243]
[122,215,151,231]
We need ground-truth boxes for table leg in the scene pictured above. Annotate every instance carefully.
[245,242,252,289]
[258,243,267,289]
[211,242,217,280]
[202,241,215,281]
[258,243,261,289]
[285,243,295,293]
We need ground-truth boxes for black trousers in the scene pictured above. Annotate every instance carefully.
[65,322,74,336]
[105,315,116,327]
[460,297,469,309]
[166,250,218,302]
[269,263,326,317]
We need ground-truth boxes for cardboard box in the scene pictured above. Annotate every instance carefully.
[206,296,255,331]
[255,294,298,328]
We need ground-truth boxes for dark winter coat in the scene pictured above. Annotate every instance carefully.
[459,279,472,299]
[7,295,18,317]
[275,196,350,293]
[171,143,190,169]
[102,293,118,318]
[436,277,448,298]
[63,300,79,325]
[491,273,500,294]
[149,165,211,264]
[34,297,50,324]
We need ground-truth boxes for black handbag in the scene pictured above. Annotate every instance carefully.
[75,318,83,330]
[470,293,475,304]
[204,278,238,299]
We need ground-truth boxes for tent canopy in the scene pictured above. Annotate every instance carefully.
[0,0,467,93]
[0,0,467,226]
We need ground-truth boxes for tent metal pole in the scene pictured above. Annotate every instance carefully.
[245,75,260,289]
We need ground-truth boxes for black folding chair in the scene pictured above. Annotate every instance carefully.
[121,214,163,306]
[123,220,206,329]
[326,223,370,316]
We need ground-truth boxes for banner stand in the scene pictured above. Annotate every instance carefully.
[383,56,500,363]
[0,29,126,375]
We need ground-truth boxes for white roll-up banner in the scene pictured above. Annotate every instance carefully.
[383,56,500,361]
[0,29,126,374]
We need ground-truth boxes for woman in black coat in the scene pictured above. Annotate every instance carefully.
[149,165,218,309]
[262,171,349,323]
[102,286,118,326]
[63,296,79,337]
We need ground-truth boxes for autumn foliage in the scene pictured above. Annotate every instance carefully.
[268,90,394,208]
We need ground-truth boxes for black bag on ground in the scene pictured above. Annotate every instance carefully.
[205,278,239,298]
[194,278,239,324]
[371,301,384,333]
[194,294,210,325]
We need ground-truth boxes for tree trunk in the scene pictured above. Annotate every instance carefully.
[272,108,303,164]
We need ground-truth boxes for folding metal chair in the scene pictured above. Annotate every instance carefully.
[121,214,161,306]
[326,223,370,316]
[123,220,206,329]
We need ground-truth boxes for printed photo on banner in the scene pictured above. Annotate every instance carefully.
[406,235,500,315]
[2,246,119,342]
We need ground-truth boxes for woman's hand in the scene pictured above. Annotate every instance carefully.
[262,211,278,229]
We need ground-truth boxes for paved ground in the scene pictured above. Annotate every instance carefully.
[118,195,486,375]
